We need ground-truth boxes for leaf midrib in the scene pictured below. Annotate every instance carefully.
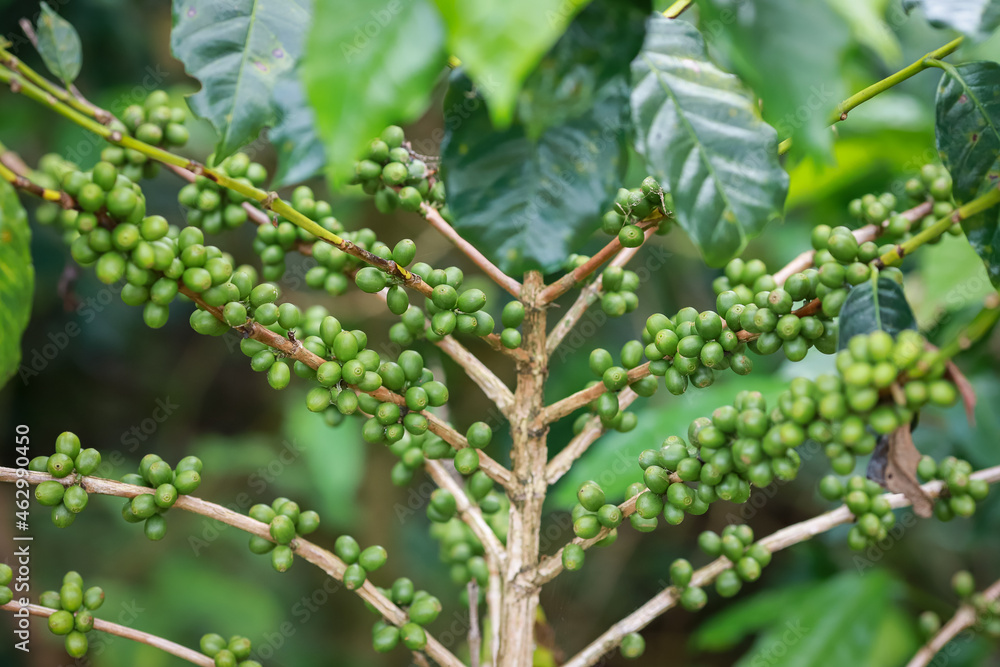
[941,61,1000,148]
[641,52,739,238]
[222,0,262,151]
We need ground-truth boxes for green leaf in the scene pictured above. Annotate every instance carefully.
[902,0,1000,40]
[35,1,82,85]
[934,61,1000,203]
[302,0,445,186]
[0,181,33,389]
[171,0,311,161]
[516,0,648,140]
[699,0,850,158]
[284,394,365,528]
[826,0,902,67]
[630,15,788,267]
[837,275,917,349]
[731,572,898,667]
[960,161,1000,287]
[269,78,326,188]
[692,583,816,651]
[432,0,594,126]
[915,232,996,319]
[440,70,629,276]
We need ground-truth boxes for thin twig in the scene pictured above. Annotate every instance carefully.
[545,225,656,354]
[0,467,467,667]
[540,363,651,426]
[422,204,521,298]
[539,219,661,305]
[467,580,482,667]
[559,465,1000,667]
[906,578,1000,667]
[0,602,212,666]
[545,388,639,486]
[179,286,514,489]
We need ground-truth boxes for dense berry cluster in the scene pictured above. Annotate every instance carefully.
[572,331,958,547]
[818,475,897,549]
[200,631,262,667]
[601,176,673,246]
[367,578,443,653]
[118,90,190,176]
[918,571,1000,641]
[692,524,772,600]
[848,163,956,241]
[428,517,500,593]
[39,571,104,658]
[29,432,101,528]
[916,455,991,521]
[119,453,202,540]
[246,498,320,572]
[351,125,447,216]
[178,152,268,236]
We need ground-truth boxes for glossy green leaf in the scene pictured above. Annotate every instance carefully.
[440,70,629,276]
[700,0,850,158]
[631,15,788,267]
[0,181,33,389]
[269,78,326,188]
[302,0,445,186]
[902,0,1000,39]
[935,62,1000,203]
[517,0,648,140]
[693,583,815,651]
[837,275,917,349]
[432,0,593,126]
[731,572,900,667]
[171,0,311,161]
[35,1,82,85]
[960,160,1000,287]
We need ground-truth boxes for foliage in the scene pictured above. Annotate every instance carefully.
[2,2,1000,667]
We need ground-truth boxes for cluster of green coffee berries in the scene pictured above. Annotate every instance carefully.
[0,564,12,606]
[917,456,991,521]
[571,330,958,545]
[39,572,104,658]
[820,329,956,472]
[246,498,320,572]
[582,342,656,433]
[119,89,189,172]
[29,432,101,528]
[693,525,772,600]
[179,152,269,236]
[428,518,496,593]
[359,257,510,346]
[333,534,388,591]
[819,475,897,549]
[351,125,447,215]
[602,176,673,245]
[118,453,202,540]
[367,578,443,653]
[200,632,262,667]
[918,570,1000,641]
[849,163,956,241]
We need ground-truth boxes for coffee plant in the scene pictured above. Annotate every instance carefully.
[2,1,1000,666]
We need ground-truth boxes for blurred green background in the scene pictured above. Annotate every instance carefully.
[1,1,1000,665]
